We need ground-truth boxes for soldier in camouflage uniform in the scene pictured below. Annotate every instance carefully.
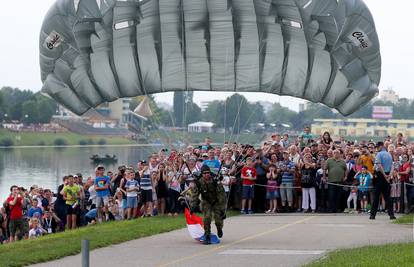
[190,165,226,245]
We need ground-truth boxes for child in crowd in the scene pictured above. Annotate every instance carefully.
[241,157,257,214]
[390,170,401,213]
[28,198,43,218]
[125,169,139,219]
[265,164,279,213]
[355,166,372,212]
[28,218,47,239]
[346,184,358,213]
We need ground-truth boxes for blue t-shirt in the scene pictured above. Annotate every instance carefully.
[356,172,372,192]
[28,207,43,218]
[95,176,111,197]
[203,159,221,174]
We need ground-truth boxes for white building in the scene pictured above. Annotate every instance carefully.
[188,121,214,133]
[379,89,399,104]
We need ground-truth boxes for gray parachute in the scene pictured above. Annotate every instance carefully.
[39,0,381,115]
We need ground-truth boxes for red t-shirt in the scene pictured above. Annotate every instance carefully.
[241,166,256,186]
[399,162,411,182]
[7,196,23,220]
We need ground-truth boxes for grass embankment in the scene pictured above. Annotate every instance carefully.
[0,216,186,267]
[307,214,414,267]
[0,129,134,146]
[306,242,414,267]
[394,214,413,225]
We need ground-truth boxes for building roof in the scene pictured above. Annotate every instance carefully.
[313,118,414,123]
[188,121,214,127]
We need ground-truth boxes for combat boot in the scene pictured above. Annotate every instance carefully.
[203,234,211,245]
[217,228,223,238]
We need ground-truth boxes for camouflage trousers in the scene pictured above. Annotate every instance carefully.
[201,201,225,236]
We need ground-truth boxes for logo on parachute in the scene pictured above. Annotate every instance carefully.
[45,31,63,50]
[349,28,371,50]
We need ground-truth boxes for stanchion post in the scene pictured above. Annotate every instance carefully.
[82,239,90,267]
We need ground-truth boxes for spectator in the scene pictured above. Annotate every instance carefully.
[63,175,80,229]
[241,157,256,214]
[125,168,139,219]
[300,153,317,213]
[265,164,279,213]
[94,166,111,223]
[355,166,372,212]
[325,149,347,213]
[279,151,295,212]
[28,218,46,239]
[28,199,43,218]
[7,186,26,242]
[139,161,153,217]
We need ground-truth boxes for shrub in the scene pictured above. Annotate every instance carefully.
[37,141,46,146]
[79,140,87,146]
[97,138,107,145]
[54,138,68,146]
[0,138,14,147]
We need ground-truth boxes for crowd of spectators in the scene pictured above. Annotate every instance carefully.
[1,129,413,244]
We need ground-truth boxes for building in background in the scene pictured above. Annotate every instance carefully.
[312,118,414,138]
[188,121,214,133]
[379,88,399,104]
[372,106,393,119]
[54,98,135,131]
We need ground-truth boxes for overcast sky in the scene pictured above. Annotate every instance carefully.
[0,0,413,111]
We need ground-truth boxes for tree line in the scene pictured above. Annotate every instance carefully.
[1,87,413,132]
[0,87,57,124]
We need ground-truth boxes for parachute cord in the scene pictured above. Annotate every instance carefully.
[228,96,244,143]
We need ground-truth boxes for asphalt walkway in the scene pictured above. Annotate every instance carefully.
[33,214,412,267]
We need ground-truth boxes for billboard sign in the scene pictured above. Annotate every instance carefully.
[372,106,393,119]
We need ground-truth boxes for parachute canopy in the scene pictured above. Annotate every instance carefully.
[40,0,381,116]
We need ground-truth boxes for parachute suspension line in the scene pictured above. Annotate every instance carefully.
[134,3,172,148]
[179,0,191,147]
[223,47,230,144]
[228,96,244,143]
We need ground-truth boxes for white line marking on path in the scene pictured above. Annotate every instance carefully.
[219,249,325,255]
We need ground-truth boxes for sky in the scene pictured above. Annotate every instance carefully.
[0,0,413,111]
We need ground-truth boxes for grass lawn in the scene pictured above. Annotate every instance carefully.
[0,129,134,146]
[306,241,414,267]
[0,216,186,267]
[394,214,413,225]
[307,215,414,267]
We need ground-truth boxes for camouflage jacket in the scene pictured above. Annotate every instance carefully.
[190,177,226,208]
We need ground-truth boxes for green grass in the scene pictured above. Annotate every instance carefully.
[394,214,413,225]
[0,216,186,267]
[306,242,414,267]
[0,129,134,146]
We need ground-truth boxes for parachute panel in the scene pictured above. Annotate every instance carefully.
[39,0,382,116]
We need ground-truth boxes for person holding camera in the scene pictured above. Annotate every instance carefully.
[6,185,26,242]
[190,165,226,245]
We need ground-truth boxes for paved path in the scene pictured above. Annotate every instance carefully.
[33,214,412,267]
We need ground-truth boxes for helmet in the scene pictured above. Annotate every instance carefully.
[200,165,211,174]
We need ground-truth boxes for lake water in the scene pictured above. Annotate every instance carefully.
[0,146,158,201]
